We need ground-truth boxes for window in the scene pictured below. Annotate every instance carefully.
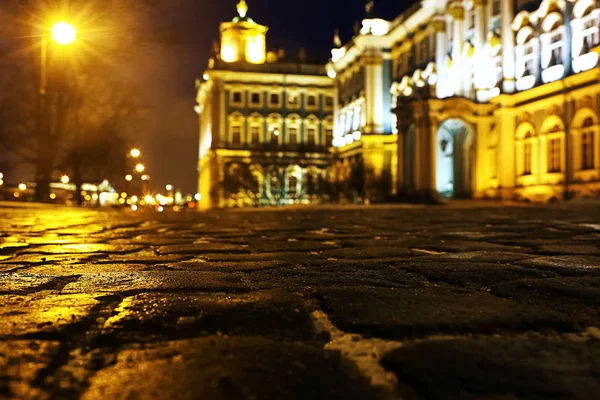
[523,141,532,175]
[269,93,280,106]
[251,126,260,145]
[582,131,595,170]
[232,126,241,146]
[288,176,298,195]
[307,95,317,107]
[325,96,334,108]
[270,175,280,195]
[325,129,333,147]
[288,94,299,107]
[548,138,561,173]
[232,91,243,105]
[288,128,298,145]
[307,129,316,145]
[250,93,261,106]
[271,130,279,145]
[492,0,500,15]
[469,11,475,29]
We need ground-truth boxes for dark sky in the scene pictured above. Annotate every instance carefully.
[112,0,413,194]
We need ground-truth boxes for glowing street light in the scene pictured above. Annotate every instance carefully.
[18,183,27,191]
[130,148,141,158]
[141,174,150,181]
[60,175,70,184]
[135,164,145,173]
[125,174,133,182]
[166,184,173,191]
[52,22,76,46]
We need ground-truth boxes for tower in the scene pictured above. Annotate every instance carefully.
[219,1,268,64]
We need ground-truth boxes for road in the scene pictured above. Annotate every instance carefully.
[1,202,600,399]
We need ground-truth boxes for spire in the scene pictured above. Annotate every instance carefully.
[333,29,342,48]
[237,0,248,18]
[365,0,375,18]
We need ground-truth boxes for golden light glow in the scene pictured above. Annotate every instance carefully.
[131,205,138,211]
[221,44,237,62]
[0,172,3,179]
[18,183,27,191]
[130,148,141,158]
[135,164,145,173]
[131,195,139,203]
[141,175,150,181]
[125,174,133,182]
[61,175,70,184]
[166,184,173,191]
[144,195,155,205]
[52,22,76,46]
[50,193,57,200]
[246,36,266,64]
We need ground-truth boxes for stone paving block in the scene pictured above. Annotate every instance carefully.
[81,336,384,400]
[381,338,600,400]
[245,262,428,291]
[0,253,99,266]
[0,273,72,294]
[319,286,574,339]
[156,243,249,255]
[61,271,249,294]
[535,244,600,256]
[101,290,320,343]
[0,340,59,399]
[493,277,600,327]
[18,244,144,255]
[517,255,600,276]
[0,293,99,336]
[402,261,559,290]
[172,259,295,272]
[321,246,416,259]
[196,251,326,262]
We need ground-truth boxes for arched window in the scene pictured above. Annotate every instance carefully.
[523,132,533,175]
[582,117,596,170]
[572,0,600,72]
[541,12,565,83]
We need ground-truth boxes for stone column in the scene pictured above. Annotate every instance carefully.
[449,3,465,96]
[501,0,516,93]
[474,0,488,52]
[433,17,447,98]
[364,49,385,134]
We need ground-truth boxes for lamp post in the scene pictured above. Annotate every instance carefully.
[35,22,77,203]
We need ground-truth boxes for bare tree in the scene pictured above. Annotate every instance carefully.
[0,0,163,202]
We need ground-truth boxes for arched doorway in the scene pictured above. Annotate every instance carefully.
[436,119,475,198]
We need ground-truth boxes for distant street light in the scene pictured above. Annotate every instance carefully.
[125,174,133,182]
[52,22,77,46]
[60,175,70,184]
[130,148,141,158]
[135,164,145,173]
[141,175,150,181]
[0,172,3,179]
[18,183,27,191]
[166,184,173,191]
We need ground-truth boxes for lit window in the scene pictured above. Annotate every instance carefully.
[288,128,298,145]
[307,95,317,107]
[325,129,333,147]
[548,138,561,173]
[271,129,279,145]
[307,129,316,145]
[288,94,299,107]
[523,141,533,176]
[232,126,241,146]
[582,130,595,170]
[288,176,298,195]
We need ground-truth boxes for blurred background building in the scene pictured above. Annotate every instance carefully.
[197,0,600,208]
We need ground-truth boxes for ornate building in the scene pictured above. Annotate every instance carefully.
[195,1,335,209]
[197,0,600,207]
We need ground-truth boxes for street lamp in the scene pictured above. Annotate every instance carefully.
[18,183,27,191]
[51,22,77,46]
[60,175,70,184]
[135,164,145,173]
[130,148,141,158]
[125,174,133,182]
[166,184,173,191]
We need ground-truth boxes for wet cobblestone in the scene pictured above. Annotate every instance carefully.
[1,202,600,399]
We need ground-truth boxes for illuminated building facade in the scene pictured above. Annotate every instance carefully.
[328,0,600,202]
[195,1,335,208]
[197,0,600,207]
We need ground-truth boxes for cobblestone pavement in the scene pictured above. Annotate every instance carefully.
[1,202,600,400]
